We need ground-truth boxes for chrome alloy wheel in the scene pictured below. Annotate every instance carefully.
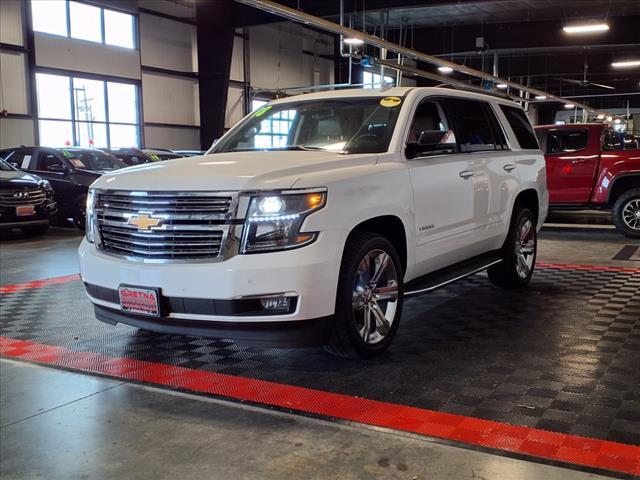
[514,218,536,279]
[622,198,640,231]
[352,249,399,345]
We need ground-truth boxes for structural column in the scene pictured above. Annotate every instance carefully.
[196,0,235,150]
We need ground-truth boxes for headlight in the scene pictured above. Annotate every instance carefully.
[38,179,53,193]
[240,189,326,254]
[86,189,96,243]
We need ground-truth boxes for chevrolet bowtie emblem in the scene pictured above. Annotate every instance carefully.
[128,213,162,231]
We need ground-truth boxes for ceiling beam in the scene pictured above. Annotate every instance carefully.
[234,0,611,115]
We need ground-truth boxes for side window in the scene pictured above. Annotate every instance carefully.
[500,105,539,150]
[546,130,588,154]
[444,98,498,152]
[37,151,66,172]
[5,150,33,169]
[406,100,457,157]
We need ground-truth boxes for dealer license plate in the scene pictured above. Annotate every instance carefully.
[16,205,35,216]
[118,286,160,316]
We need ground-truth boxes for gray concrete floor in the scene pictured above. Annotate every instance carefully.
[1,215,637,479]
[0,360,616,480]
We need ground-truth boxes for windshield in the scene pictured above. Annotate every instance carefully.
[0,159,15,172]
[58,149,127,171]
[211,97,404,155]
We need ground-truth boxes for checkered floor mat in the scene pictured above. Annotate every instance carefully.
[1,267,638,446]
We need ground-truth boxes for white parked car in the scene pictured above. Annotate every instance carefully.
[79,87,548,358]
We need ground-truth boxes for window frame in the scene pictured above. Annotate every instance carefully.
[35,68,142,149]
[30,0,137,50]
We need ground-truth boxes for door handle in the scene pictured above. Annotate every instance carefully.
[459,170,474,179]
[503,164,516,172]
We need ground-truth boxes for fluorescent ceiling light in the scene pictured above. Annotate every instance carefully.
[606,116,613,122]
[597,114,605,119]
[438,66,453,74]
[496,83,508,89]
[535,95,547,100]
[611,60,640,68]
[343,37,364,46]
[564,103,575,108]
[563,23,609,34]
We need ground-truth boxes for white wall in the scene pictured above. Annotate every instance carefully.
[139,13,197,72]
[0,118,35,148]
[34,33,141,79]
[225,86,245,129]
[142,73,199,126]
[144,125,200,150]
[0,51,29,115]
[248,23,334,91]
[0,0,23,46]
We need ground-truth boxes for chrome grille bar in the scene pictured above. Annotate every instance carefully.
[0,188,47,207]
[94,190,237,261]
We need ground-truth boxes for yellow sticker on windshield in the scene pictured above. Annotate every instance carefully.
[253,105,272,118]
[380,96,402,107]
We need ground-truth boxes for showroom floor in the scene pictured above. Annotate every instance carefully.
[1,214,638,480]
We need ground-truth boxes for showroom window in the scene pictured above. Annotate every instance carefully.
[31,0,136,49]
[363,71,395,89]
[251,99,298,148]
[36,72,140,148]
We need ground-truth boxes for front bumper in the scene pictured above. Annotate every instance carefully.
[0,200,57,230]
[79,230,346,341]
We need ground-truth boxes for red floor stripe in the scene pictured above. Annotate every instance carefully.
[1,336,638,476]
[0,274,80,294]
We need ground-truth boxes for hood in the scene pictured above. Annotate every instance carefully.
[92,151,377,191]
[0,169,44,188]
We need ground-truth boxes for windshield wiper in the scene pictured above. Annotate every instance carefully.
[279,146,327,151]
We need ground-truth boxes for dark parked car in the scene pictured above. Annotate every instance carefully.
[0,159,57,236]
[2,146,126,229]
[102,148,156,166]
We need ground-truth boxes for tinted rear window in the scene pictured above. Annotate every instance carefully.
[500,105,539,150]
[545,129,588,154]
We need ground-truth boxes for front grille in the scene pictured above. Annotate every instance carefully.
[95,191,234,260]
[0,188,47,207]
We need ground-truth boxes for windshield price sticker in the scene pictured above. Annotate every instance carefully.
[253,105,272,118]
[380,96,402,107]
[69,158,86,168]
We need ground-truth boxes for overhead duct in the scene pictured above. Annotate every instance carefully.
[234,0,609,117]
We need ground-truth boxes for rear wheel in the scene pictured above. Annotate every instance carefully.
[21,224,49,237]
[488,207,537,289]
[325,232,403,358]
[612,188,640,239]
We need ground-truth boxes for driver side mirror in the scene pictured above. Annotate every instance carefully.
[406,130,455,159]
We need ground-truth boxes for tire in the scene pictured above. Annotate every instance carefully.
[324,232,404,359]
[72,195,87,231]
[612,188,640,239]
[21,224,49,237]
[488,206,537,289]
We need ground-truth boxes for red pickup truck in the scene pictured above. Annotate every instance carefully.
[535,123,640,238]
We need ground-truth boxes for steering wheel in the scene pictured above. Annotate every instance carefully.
[348,133,381,151]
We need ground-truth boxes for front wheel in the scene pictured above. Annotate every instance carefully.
[325,232,404,359]
[612,188,640,239]
[488,207,537,289]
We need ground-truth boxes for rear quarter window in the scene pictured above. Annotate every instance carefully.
[545,129,589,154]
[500,105,539,150]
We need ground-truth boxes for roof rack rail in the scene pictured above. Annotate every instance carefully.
[435,83,519,102]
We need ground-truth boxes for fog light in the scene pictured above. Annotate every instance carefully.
[260,296,291,311]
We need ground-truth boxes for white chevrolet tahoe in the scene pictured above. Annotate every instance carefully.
[79,87,548,358]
